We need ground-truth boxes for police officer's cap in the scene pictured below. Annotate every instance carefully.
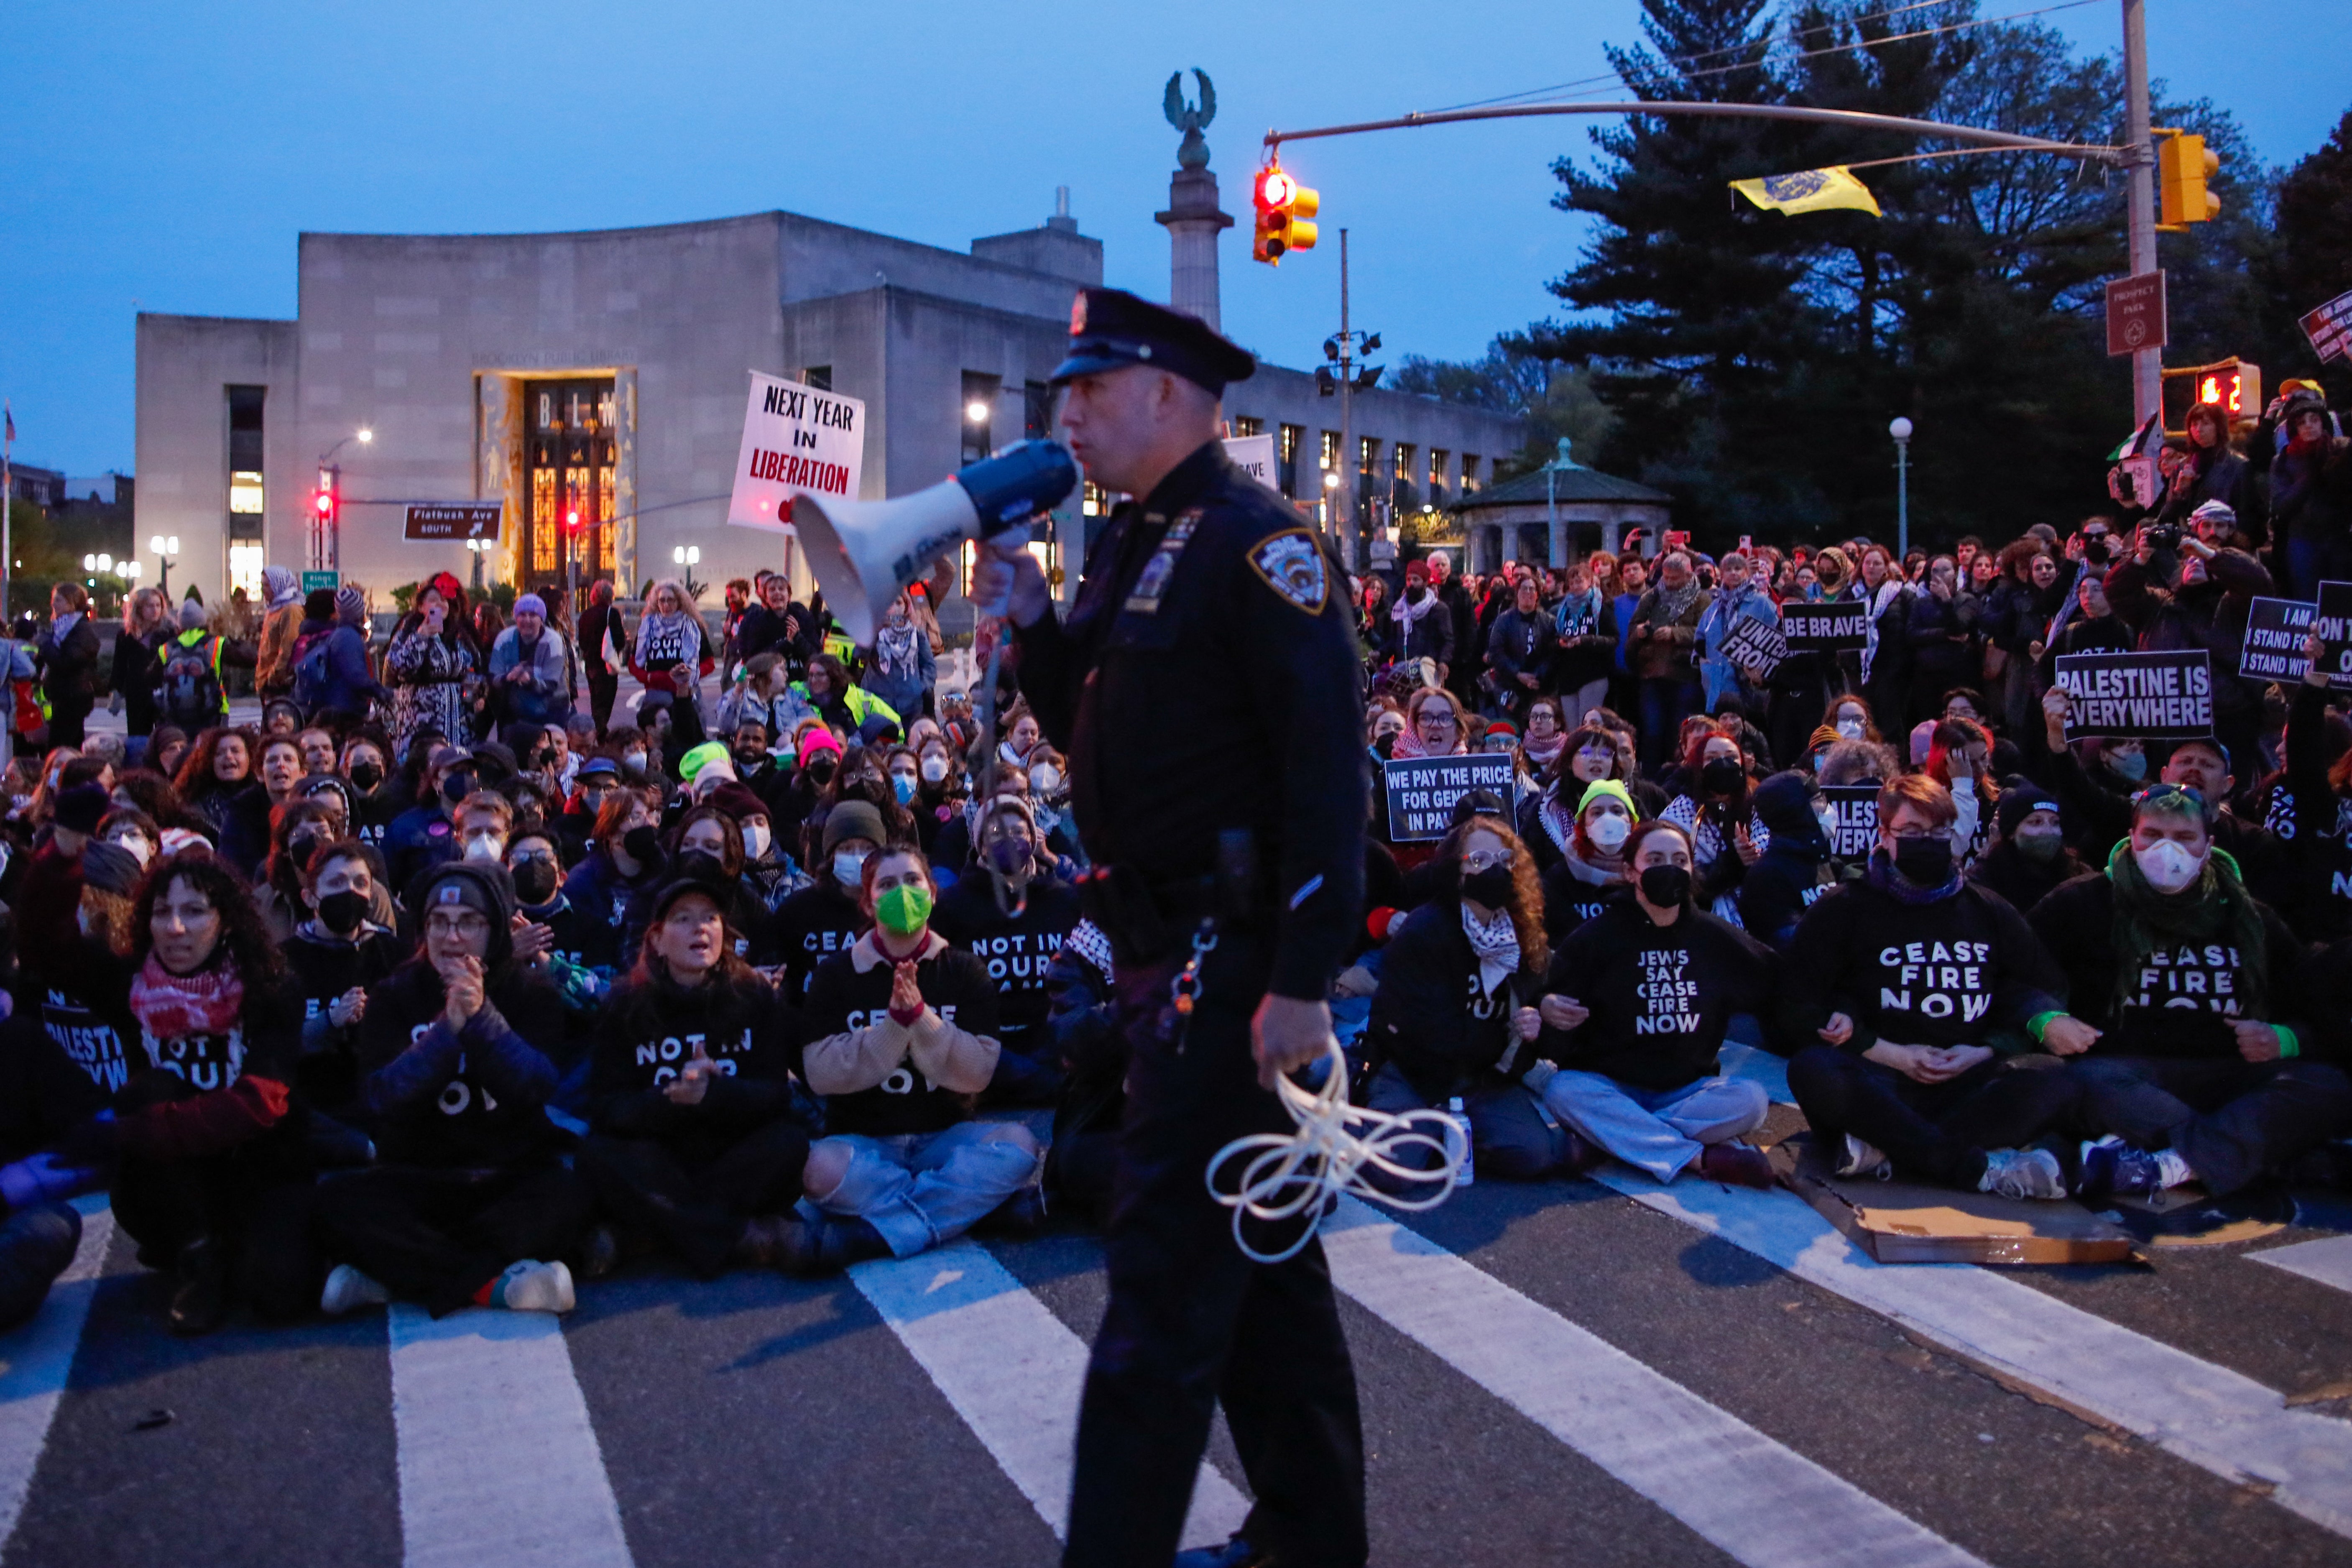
[1050,288,1256,395]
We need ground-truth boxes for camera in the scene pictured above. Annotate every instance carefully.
[2143,523,2182,552]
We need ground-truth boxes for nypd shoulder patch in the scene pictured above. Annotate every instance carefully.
[1247,529,1329,615]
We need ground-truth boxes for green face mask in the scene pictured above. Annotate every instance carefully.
[875,880,933,937]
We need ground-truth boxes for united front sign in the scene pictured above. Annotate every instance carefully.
[728,372,866,534]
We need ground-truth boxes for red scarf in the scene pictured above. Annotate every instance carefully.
[129,954,245,1039]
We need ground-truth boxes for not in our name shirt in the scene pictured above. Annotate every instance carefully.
[771,881,872,1000]
[929,874,1080,1058]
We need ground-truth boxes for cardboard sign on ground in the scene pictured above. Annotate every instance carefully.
[1780,1138,2137,1266]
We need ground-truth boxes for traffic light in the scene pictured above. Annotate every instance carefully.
[2157,131,2221,227]
[314,467,338,526]
[1251,163,1320,264]
[2162,358,2262,431]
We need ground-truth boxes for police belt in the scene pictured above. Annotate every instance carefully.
[1078,862,1263,968]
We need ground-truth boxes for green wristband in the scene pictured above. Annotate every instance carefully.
[2027,1010,2064,1044]
[2277,1025,2300,1060]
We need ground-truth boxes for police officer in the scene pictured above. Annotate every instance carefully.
[976,288,1370,1568]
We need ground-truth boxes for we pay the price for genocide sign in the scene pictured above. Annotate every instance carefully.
[1384,755,1516,842]
[2053,649,2214,740]
[727,371,866,534]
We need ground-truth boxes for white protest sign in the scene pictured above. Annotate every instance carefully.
[727,371,866,535]
[1222,434,1278,495]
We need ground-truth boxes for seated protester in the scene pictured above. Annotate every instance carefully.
[281,839,405,1120]
[14,779,111,1004]
[769,725,841,866]
[1537,779,1639,947]
[1735,771,1838,953]
[253,799,340,942]
[1040,919,1122,1224]
[562,787,666,962]
[96,850,314,1334]
[383,745,476,892]
[911,731,969,858]
[577,878,817,1278]
[1533,818,1775,1187]
[219,732,305,876]
[174,727,263,848]
[315,861,587,1318]
[724,713,784,800]
[795,847,1039,1268]
[1519,725,1641,877]
[296,725,339,778]
[512,827,615,982]
[771,800,883,1000]
[2265,643,2352,943]
[653,804,770,963]
[2028,783,2352,1202]
[1658,722,1766,917]
[553,753,622,865]
[929,795,1082,1106]
[1783,775,2080,1200]
[2030,687,2151,866]
[2036,689,2276,890]
[27,840,142,1118]
[341,733,398,850]
[1921,718,1997,873]
[1967,783,2087,915]
[1362,815,1580,1182]
[1023,744,1082,867]
[705,780,801,924]
[1514,697,1570,811]
[716,652,816,750]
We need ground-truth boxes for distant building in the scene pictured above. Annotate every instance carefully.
[62,473,134,509]
[1448,460,1673,572]
[6,465,65,511]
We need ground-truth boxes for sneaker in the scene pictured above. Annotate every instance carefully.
[1979,1147,2066,1202]
[1172,1537,1272,1568]
[319,1263,390,1317]
[491,1259,576,1313]
[2078,1140,2195,1205]
[787,1216,895,1277]
[731,1214,810,1272]
[1694,1141,1776,1190]
[1836,1133,1893,1182]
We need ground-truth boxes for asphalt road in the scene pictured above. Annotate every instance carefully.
[6,1047,2352,1568]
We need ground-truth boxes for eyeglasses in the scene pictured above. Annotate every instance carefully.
[1461,851,1514,872]
[1891,829,1956,844]
[424,912,490,937]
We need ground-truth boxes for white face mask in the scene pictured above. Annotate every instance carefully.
[2133,837,2206,894]
[1814,806,1839,841]
[1031,765,1061,794]
[462,832,505,863]
[833,848,869,888]
[743,822,771,860]
[1586,812,1631,851]
[920,756,948,784]
[109,832,153,866]
[1836,718,1864,741]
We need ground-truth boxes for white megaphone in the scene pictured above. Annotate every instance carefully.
[792,440,1080,646]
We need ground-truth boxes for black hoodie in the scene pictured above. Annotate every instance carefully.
[1736,771,1834,950]
[589,963,806,1162]
[1366,898,1548,1103]
[1540,887,1773,1091]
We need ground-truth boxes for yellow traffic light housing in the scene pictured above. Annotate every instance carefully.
[2156,130,2221,229]
[1252,162,1321,265]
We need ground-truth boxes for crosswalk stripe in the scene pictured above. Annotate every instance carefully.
[0,1198,113,1556]
[2251,1235,2352,1294]
[1593,1170,2352,1539]
[387,1305,633,1568]
[850,1241,1250,1549]
[1323,1197,1987,1568]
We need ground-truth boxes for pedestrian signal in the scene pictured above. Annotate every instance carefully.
[1252,165,1320,264]
[2157,132,2221,228]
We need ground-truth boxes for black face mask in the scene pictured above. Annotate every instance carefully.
[1638,864,1692,907]
[286,829,328,870]
[1892,836,1954,887]
[806,757,838,786]
[442,771,476,806]
[315,889,368,936]
[510,855,561,906]
[1701,757,1744,795]
[675,849,726,884]
[349,761,383,791]
[1460,863,1514,907]
[620,825,660,865]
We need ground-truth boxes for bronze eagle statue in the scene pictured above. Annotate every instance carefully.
[1163,69,1216,169]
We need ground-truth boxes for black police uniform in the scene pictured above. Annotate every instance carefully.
[1015,289,1371,1568]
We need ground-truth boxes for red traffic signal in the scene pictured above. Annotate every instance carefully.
[1252,162,1320,265]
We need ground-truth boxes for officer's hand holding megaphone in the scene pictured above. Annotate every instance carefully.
[970,544,1052,629]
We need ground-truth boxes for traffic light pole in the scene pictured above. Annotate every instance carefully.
[1337,227,1356,572]
[2121,0,2161,428]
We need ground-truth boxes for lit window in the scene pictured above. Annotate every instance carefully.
[229,472,265,514]
[1231,416,1264,437]
[228,544,266,598]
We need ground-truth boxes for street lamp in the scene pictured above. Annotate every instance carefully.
[1888,416,1914,561]
[465,537,491,594]
[964,401,990,425]
[150,534,180,600]
[314,427,374,575]
[672,544,704,600]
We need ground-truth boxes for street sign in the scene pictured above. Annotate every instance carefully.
[2301,288,2352,365]
[727,372,866,534]
[405,503,501,542]
[2105,271,2168,358]
[301,570,339,595]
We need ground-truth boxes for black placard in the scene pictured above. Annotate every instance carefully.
[1382,755,1517,842]
[2315,582,2352,692]
[1778,601,1868,651]
[1720,616,1787,679]
[2240,596,2315,684]
[1818,784,1881,861]
[2053,650,2214,740]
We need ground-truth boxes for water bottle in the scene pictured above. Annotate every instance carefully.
[1446,1096,1476,1187]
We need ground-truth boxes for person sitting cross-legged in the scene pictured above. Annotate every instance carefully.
[2027,781,2352,1203]
[792,846,1042,1270]
[1533,818,1777,1187]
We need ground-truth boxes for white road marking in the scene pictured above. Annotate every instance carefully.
[0,1197,113,1554]
[2252,1234,2352,1294]
[1595,1170,2352,1540]
[1323,1198,1986,1568]
[1719,1039,1792,1105]
[387,1304,633,1568]
[852,1241,1249,1549]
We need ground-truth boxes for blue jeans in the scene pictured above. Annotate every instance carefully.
[1542,1072,1769,1182]
[1637,678,1697,771]
[807,1123,1041,1258]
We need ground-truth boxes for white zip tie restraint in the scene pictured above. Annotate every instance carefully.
[1205,1039,1467,1264]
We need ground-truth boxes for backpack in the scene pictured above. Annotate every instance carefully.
[292,629,336,714]
[159,633,223,730]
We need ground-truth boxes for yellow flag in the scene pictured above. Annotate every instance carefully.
[1730,166,1882,217]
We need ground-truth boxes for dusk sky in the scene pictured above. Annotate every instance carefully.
[5,0,2346,475]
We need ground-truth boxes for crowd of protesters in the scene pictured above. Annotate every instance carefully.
[0,380,2346,1337]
